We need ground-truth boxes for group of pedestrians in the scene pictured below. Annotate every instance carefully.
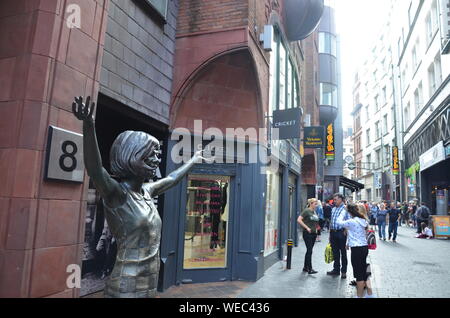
[365,200,432,240]
[297,193,375,298]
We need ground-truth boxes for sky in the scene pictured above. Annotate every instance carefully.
[335,0,392,129]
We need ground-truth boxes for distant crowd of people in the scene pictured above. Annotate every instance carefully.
[311,199,434,242]
[297,194,435,298]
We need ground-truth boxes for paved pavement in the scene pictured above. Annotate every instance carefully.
[369,225,450,298]
[237,231,360,298]
[237,226,450,298]
[85,226,450,298]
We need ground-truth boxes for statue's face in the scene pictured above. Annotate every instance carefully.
[136,144,161,179]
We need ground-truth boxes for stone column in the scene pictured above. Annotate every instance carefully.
[0,0,109,298]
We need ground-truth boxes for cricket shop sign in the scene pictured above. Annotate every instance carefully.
[272,108,302,140]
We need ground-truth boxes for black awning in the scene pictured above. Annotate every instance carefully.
[339,176,364,193]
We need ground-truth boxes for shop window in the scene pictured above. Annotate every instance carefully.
[264,170,280,256]
[183,175,230,269]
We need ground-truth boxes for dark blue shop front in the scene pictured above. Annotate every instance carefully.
[157,137,301,291]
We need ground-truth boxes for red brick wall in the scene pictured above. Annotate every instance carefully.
[0,0,109,298]
[177,0,248,35]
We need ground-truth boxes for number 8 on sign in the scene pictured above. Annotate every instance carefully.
[45,126,85,183]
[60,140,78,172]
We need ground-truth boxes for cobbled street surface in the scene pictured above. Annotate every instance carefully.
[237,226,450,298]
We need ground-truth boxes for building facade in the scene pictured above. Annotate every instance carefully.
[159,0,322,290]
[352,0,450,215]
[394,0,450,213]
[0,0,324,297]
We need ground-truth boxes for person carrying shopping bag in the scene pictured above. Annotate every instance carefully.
[336,203,375,298]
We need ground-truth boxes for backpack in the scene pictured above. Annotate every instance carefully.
[420,206,430,220]
[367,229,377,250]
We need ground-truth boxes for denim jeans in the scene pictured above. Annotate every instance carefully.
[388,221,398,240]
[378,220,386,239]
[330,230,348,273]
[303,232,317,270]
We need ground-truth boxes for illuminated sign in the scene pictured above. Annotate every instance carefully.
[392,146,399,175]
[325,123,335,160]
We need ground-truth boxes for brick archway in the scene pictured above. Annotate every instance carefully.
[171,50,262,132]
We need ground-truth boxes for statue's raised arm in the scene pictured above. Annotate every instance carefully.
[72,96,125,208]
[149,150,211,197]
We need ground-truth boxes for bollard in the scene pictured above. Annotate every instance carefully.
[286,239,294,269]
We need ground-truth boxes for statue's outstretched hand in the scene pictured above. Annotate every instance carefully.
[193,150,215,164]
[72,96,96,122]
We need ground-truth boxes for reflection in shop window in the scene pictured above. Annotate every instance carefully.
[265,170,280,256]
[183,175,230,269]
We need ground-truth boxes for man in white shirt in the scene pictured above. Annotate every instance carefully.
[327,193,350,279]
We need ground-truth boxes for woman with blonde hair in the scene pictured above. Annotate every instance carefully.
[297,198,320,274]
[336,203,375,298]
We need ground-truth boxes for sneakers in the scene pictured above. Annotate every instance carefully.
[308,269,318,275]
[327,270,340,276]
[341,273,347,279]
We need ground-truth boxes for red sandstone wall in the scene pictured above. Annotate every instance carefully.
[177,0,248,35]
[0,0,108,298]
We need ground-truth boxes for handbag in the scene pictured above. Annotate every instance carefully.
[366,229,377,250]
[325,243,334,264]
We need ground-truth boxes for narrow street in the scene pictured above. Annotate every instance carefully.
[236,226,450,298]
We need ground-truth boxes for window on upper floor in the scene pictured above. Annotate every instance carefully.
[375,121,381,139]
[320,83,338,107]
[366,154,372,170]
[319,32,337,56]
[412,45,418,71]
[426,0,439,46]
[383,114,388,135]
[404,103,411,128]
[145,0,168,20]
[375,149,381,169]
[428,62,437,96]
[384,145,391,166]
[269,29,301,113]
[366,128,371,146]
[414,82,423,116]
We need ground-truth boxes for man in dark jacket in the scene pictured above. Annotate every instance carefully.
[416,202,431,234]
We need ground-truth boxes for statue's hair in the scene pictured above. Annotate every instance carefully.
[110,131,159,178]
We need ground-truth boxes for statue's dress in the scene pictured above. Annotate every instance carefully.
[103,183,161,298]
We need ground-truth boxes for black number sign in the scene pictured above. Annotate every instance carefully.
[59,140,78,172]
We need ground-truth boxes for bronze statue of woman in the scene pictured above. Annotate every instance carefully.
[72,96,208,298]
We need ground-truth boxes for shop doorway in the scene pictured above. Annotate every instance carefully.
[179,174,234,283]
[80,94,168,296]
